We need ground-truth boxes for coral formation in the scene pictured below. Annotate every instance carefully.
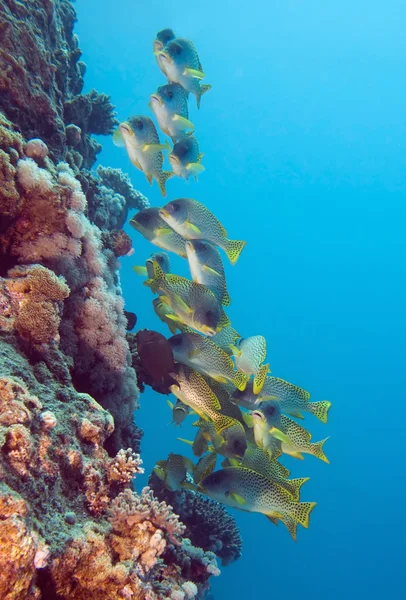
[0,1,223,597]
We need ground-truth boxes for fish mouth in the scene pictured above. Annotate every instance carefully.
[153,40,164,53]
[159,208,170,220]
[201,325,216,337]
[119,122,133,136]
[197,483,206,493]
[251,410,263,421]
[168,155,179,165]
[159,51,172,64]
[150,93,163,106]
[185,241,195,253]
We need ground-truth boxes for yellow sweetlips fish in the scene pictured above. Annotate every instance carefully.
[130,207,187,258]
[150,83,195,144]
[168,331,249,391]
[153,28,176,77]
[158,37,212,108]
[261,377,331,423]
[193,453,217,485]
[144,259,230,336]
[133,251,171,278]
[186,239,230,307]
[231,335,270,395]
[251,400,330,463]
[199,466,316,534]
[169,136,205,180]
[153,452,196,492]
[113,116,173,196]
[160,198,246,265]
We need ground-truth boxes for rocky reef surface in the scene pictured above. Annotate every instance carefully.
[0,1,226,597]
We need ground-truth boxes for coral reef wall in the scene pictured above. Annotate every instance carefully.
[0,1,220,597]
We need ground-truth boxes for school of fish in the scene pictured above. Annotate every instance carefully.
[127,29,332,541]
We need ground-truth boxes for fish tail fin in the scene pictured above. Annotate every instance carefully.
[311,437,330,463]
[196,83,212,108]
[278,513,298,541]
[253,363,270,394]
[289,501,317,529]
[309,400,332,424]
[158,170,174,197]
[288,477,310,502]
[144,259,165,292]
[224,239,246,265]
[233,371,250,392]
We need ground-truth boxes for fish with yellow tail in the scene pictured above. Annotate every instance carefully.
[168,331,249,391]
[159,198,246,265]
[144,259,230,336]
[169,136,205,180]
[150,83,195,143]
[232,376,332,423]
[113,116,173,196]
[251,400,330,463]
[186,239,231,306]
[130,208,187,258]
[231,335,269,395]
[153,28,176,77]
[153,453,196,492]
[158,37,211,108]
[198,466,316,539]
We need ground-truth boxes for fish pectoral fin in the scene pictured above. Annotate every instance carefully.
[142,142,171,153]
[183,67,205,79]
[177,438,194,446]
[197,152,204,163]
[202,264,221,276]
[112,129,125,147]
[165,313,182,323]
[186,162,205,179]
[166,400,174,410]
[185,220,201,234]
[212,375,228,384]
[269,427,291,446]
[172,114,195,132]
[229,492,246,505]
[181,481,197,491]
[155,227,174,238]
[229,344,242,358]
[173,293,193,314]
[132,265,148,276]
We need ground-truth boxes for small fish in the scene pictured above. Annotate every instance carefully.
[193,453,217,484]
[186,239,230,306]
[130,207,187,258]
[199,466,316,538]
[153,452,195,492]
[186,417,247,459]
[150,83,195,143]
[252,401,330,463]
[158,37,211,108]
[167,398,191,426]
[231,336,269,394]
[153,28,176,77]
[168,331,249,391]
[133,251,172,278]
[145,259,230,336]
[113,116,173,196]
[224,444,309,502]
[169,136,205,180]
[159,198,246,265]
[211,326,241,356]
[261,377,332,423]
[135,329,178,395]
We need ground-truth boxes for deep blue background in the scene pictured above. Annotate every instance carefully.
[76,1,406,597]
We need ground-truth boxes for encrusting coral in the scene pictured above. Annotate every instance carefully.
[0,1,224,596]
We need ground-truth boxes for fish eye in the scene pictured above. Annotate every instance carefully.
[167,90,174,100]
[194,241,207,251]
[139,212,150,223]
[172,43,182,55]
[172,202,180,212]
[135,119,144,130]
[212,476,219,484]
[267,406,275,415]
[225,491,230,497]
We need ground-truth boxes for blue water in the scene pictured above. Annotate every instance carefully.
[76,1,406,598]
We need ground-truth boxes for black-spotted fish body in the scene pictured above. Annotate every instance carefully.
[169,136,205,180]
[150,83,195,144]
[211,326,241,356]
[130,208,187,259]
[192,416,247,459]
[231,336,269,395]
[200,467,316,532]
[153,28,176,76]
[133,251,172,278]
[154,452,195,492]
[113,117,173,197]
[158,38,211,108]
[159,198,246,265]
[167,398,191,426]
[171,365,247,457]
[186,239,230,307]
[226,445,308,502]
[145,259,230,336]
[261,377,332,423]
[169,332,249,391]
[193,453,217,484]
